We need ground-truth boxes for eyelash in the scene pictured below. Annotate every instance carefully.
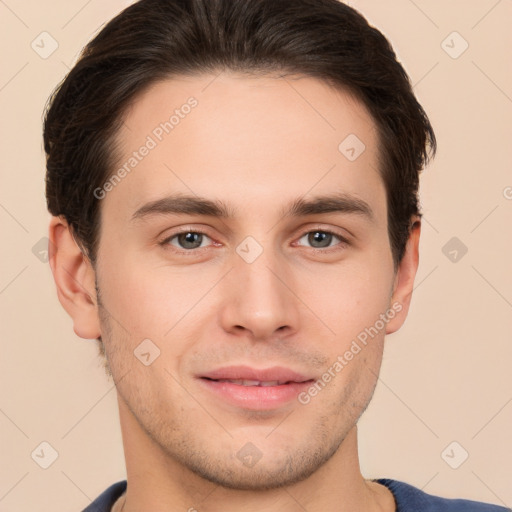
[158,226,349,255]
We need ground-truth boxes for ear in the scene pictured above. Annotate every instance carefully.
[48,216,101,339]
[385,217,421,335]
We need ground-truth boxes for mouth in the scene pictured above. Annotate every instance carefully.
[197,366,315,410]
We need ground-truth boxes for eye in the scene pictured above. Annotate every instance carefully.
[296,229,348,250]
[163,231,213,251]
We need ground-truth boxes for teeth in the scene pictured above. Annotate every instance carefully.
[241,380,261,386]
[259,380,280,386]
[217,379,283,386]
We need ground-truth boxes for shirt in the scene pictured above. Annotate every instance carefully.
[82,478,511,511]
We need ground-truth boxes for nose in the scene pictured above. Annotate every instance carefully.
[218,247,301,341]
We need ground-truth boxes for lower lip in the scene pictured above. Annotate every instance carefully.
[198,378,314,410]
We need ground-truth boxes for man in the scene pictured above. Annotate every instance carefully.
[43,0,509,510]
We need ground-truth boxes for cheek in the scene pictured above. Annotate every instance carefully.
[302,256,394,344]
[97,251,217,343]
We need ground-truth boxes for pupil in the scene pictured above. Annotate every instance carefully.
[180,232,201,248]
[309,231,331,248]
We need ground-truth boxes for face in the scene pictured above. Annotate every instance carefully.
[92,72,402,490]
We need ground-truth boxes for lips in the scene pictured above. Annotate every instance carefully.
[199,365,313,384]
[197,365,315,410]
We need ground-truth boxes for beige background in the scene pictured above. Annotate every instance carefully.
[1,0,511,510]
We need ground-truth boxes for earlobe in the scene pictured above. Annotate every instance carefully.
[385,218,421,335]
[48,216,101,340]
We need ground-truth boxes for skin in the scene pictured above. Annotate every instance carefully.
[49,72,421,511]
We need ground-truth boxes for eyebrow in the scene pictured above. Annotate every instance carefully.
[130,192,375,223]
[283,193,374,222]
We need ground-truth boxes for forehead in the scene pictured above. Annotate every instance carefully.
[105,72,385,224]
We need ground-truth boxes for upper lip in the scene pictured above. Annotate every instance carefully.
[199,365,313,383]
